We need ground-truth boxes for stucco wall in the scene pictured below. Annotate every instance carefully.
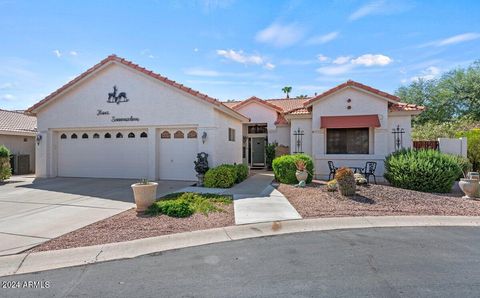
[34,62,244,178]
[0,134,35,172]
[311,88,390,181]
[387,114,413,153]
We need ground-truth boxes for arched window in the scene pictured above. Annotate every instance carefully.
[60,133,67,139]
[82,133,89,139]
[71,133,78,139]
[140,132,148,138]
[187,130,197,139]
[116,132,123,138]
[128,132,135,138]
[93,133,100,139]
[174,131,184,139]
[161,131,171,139]
[104,133,111,139]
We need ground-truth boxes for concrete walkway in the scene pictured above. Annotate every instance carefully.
[178,171,301,225]
[2,216,480,277]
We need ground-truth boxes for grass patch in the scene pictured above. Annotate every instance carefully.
[146,192,232,218]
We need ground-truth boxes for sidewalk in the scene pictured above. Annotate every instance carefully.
[2,216,479,277]
[179,171,302,225]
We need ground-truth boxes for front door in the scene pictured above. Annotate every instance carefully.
[251,137,265,167]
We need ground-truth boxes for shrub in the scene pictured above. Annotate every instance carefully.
[456,128,480,171]
[204,165,237,188]
[0,145,11,182]
[335,167,356,196]
[147,192,232,217]
[272,154,314,184]
[265,142,277,169]
[384,149,462,193]
[235,164,249,183]
[452,155,472,178]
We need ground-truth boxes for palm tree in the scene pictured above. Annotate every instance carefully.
[296,94,308,99]
[282,86,292,98]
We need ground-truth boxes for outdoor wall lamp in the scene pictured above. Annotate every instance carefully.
[202,132,207,144]
[36,134,42,146]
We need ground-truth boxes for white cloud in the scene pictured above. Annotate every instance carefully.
[0,94,15,101]
[69,51,78,56]
[424,32,480,47]
[351,54,392,66]
[216,49,264,65]
[333,56,352,65]
[263,62,276,70]
[349,0,412,21]
[0,82,14,90]
[184,68,220,77]
[193,48,199,52]
[255,23,305,47]
[410,66,441,81]
[53,50,61,57]
[297,85,328,91]
[317,64,354,76]
[306,31,339,45]
[317,54,329,62]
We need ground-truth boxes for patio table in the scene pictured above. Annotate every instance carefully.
[349,167,364,174]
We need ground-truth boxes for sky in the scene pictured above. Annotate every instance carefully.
[1,0,479,110]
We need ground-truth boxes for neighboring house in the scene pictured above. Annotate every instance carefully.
[0,109,37,174]
[27,55,423,181]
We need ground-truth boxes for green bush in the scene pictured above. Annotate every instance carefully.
[147,192,232,217]
[384,149,462,193]
[456,128,480,171]
[265,142,277,169]
[0,145,11,182]
[235,164,249,183]
[204,165,237,188]
[272,154,314,184]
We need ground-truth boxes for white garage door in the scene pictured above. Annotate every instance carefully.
[158,129,198,181]
[57,130,149,179]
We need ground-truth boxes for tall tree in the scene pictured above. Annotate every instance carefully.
[282,86,292,98]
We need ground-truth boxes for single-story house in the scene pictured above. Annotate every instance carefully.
[27,55,423,181]
[0,109,37,174]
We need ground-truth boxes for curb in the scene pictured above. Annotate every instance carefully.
[1,216,480,277]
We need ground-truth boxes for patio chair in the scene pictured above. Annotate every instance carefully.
[363,161,377,184]
[328,161,337,180]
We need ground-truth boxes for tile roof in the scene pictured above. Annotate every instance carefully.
[304,80,400,106]
[389,102,425,112]
[285,107,310,115]
[27,55,248,121]
[230,96,284,112]
[0,109,37,134]
[265,98,309,113]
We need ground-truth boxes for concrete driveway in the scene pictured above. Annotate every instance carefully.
[0,176,192,256]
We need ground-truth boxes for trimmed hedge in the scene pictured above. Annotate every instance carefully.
[384,149,462,193]
[235,164,249,183]
[272,154,314,184]
[0,145,11,182]
[204,165,237,188]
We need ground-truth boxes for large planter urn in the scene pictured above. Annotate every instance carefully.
[295,170,308,183]
[131,182,158,212]
[459,178,479,200]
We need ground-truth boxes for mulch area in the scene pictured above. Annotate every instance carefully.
[278,182,480,218]
[30,203,234,252]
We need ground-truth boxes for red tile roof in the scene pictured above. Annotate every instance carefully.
[0,109,37,134]
[304,80,400,107]
[26,55,248,121]
[389,102,425,112]
[230,96,283,112]
[285,107,310,115]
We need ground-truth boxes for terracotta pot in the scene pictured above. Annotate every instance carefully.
[459,178,479,200]
[295,170,308,183]
[131,182,158,212]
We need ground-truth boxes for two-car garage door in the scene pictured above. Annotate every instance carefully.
[57,129,198,180]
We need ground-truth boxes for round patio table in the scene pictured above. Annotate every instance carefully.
[350,167,364,174]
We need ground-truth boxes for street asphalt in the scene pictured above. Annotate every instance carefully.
[1,227,480,298]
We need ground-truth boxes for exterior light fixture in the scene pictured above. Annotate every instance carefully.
[36,134,42,146]
[202,132,207,144]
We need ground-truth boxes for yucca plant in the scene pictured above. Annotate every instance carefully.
[335,167,356,196]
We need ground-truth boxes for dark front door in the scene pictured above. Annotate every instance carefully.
[251,137,265,167]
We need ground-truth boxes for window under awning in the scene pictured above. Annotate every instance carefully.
[320,114,381,128]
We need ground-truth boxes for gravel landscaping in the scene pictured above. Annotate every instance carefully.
[30,199,234,252]
[278,182,480,218]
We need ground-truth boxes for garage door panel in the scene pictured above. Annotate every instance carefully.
[57,130,149,179]
[158,135,197,181]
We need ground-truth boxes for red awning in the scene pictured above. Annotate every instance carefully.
[320,114,381,128]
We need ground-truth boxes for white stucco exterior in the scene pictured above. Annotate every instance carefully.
[32,60,246,181]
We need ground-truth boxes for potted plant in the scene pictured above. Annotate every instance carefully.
[131,179,158,212]
[459,170,479,200]
[295,160,308,185]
